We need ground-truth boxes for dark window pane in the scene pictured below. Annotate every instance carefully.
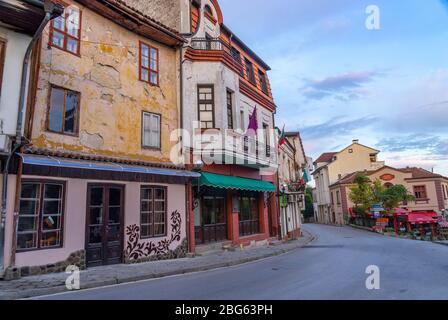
[90,188,103,206]
[49,88,64,132]
[17,233,37,250]
[90,207,102,225]
[141,225,150,238]
[107,224,120,242]
[154,188,165,200]
[19,200,39,216]
[43,200,61,215]
[154,201,165,212]
[109,206,120,224]
[141,188,152,200]
[21,183,39,199]
[109,188,121,206]
[41,231,60,247]
[141,200,151,212]
[141,212,150,224]
[64,91,77,133]
[89,226,102,244]
[45,184,62,199]
[18,217,38,232]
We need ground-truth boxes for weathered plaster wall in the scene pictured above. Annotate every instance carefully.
[6,175,186,268]
[122,0,181,32]
[0,27,31,137]
[31,0,179,163]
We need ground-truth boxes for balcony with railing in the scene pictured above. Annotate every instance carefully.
[192,128,278,169]
[186,38,244,76]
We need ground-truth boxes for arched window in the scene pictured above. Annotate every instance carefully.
[384,183,394,189]
[204,4,213,16]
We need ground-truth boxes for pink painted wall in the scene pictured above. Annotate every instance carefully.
[5,175,186,268]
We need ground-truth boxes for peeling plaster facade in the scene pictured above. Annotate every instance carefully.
[31,0,180,164]
[1,0,192,276]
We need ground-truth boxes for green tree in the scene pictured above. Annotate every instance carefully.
[304,187,314,218]
[349,174,373,215]
[382,185,415,212]
[349,174,415,215]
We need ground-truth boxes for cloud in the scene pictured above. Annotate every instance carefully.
[300,116,378,140]
[376,134,448,156]
[301,71,382,101]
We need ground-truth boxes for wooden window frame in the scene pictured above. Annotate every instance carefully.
[16,180,66,252]
[46,85,81,136]
[48,5,82,57]
[244,58,256,85]
[139,41,159,86]
[226,89,234,129]
[414,185,428,201]
[141,111,162,151]
[197,84,215,129]
[0,38,6,96]
[336,191,341,205]
[258,69,269,95]
[140,186,168,239]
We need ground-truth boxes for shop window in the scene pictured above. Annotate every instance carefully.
[142,112,161,149]
[139,42,159,86]
[238,192,260,237]
[198,85,215,129]
[49,6,81,56]
[414,186,428,200]
[140,186,167,238]
[47,86,80,135]
[17,181,65,251]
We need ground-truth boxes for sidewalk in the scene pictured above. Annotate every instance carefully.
[0,231,315,300]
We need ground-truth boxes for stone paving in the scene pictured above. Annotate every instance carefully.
[0,231,314,300]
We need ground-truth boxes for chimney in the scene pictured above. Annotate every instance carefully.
[353,139,359,144]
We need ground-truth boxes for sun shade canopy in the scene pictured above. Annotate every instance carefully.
[193,172,276,193]
[18,154,201,178]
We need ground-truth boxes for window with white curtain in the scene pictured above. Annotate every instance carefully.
[142,112,161,149]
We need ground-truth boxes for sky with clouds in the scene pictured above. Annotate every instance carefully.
[219,0,448,175]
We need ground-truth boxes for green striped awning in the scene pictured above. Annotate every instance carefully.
[193,172,276,193]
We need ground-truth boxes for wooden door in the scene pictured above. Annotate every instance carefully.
[86,185,124,267]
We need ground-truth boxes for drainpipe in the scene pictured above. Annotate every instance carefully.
[0,0,64,277]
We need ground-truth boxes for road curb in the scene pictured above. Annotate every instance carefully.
[4,232,316,300]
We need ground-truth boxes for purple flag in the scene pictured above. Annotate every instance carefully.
[246,107,258,136]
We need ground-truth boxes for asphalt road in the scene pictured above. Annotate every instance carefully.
[36,224,448,300]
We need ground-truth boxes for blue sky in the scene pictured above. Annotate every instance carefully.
[219,0,448,175]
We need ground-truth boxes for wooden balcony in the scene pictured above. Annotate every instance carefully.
[185,38,244,76]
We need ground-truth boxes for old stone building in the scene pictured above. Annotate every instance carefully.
[2,0,199,278]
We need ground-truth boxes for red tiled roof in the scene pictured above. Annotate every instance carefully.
[399,167,445,179]
[331,166,448,187]
[314,152,337,164]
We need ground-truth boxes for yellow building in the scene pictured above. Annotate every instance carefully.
[312,140,385,225]
[330,166,448,221]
